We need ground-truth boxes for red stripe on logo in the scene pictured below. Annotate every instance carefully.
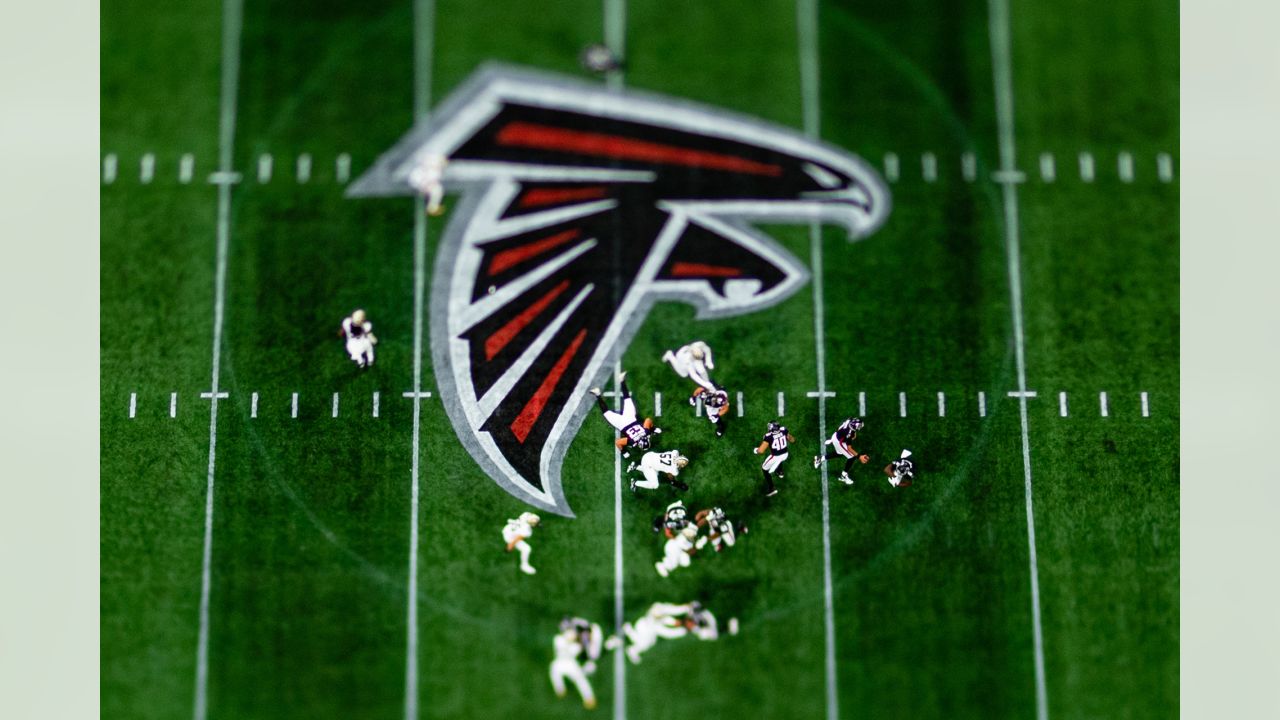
[488,228,581,277]
[518,186,607,208]
[510,328,588,443]
[495,122,783,177]
[669,261,742,278]
[484,280,572,361]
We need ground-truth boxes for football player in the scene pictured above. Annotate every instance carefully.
[627,449,689,492]
[754,420,795,497]
[655,524,700,578]
[407,153,448,217]
[550,618,598,710]
[501,512,541,575]
[590,371,660,454]
[651,500,691,537]
[661,340,717,393]
[814,416,870,485]
[885,449,916,487]
[694,507,738,552]
[340,309,378,368]
[606,602,691,665]
[691,385,731,438]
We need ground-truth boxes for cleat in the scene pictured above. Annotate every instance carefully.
[618,370,627,384]
[661,350,675,364]
[589,387,602,397]
[813,455,823,469]
[838,472,853,485]
[652,427,662,434]
[766,488,779,497]
[655,562,668,578]
[520,565,537,575]
[629,478,637,492]
[626,461,637,473]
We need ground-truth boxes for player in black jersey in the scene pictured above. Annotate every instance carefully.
[590,371,660,453]
[690,385,731,438]
[813,416,869,484]
[754,420,795,497]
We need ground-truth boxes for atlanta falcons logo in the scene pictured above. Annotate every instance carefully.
[348,65,891,516]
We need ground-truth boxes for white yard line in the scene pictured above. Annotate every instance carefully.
[736,391,744,417]
[171,392,177,418]
[1118,151,1134,183]
[653,391,662,417]
[937,391,946,417]
[331,392,340,418]
[296,153,312,183]
[986,0,1049,717]
[373,391,380,418]
[1099,391,1109,417]
[103,154,117,183]
[777,391,785,416]
[922,152,937,183]
[979,391,987,417]
[141,153,156,183]
[962,152,976,182]
[251,392,258,418]
[858,390,866,416]
[336,154,351,183]
[291,392,298,418]
[1141,391,1149,417]
[405,1,437,718]
[797,0,838,716]
[1059,391,1068,417]
[883,151,900,182]
[1078,151,1095,183]
[257,154,272,183]
[129,392,137,418]
[180,154,195,184]
[1157,153,1174,183]
[193,0,242,717]
[1039,152,1055,182]
[898,391,907,417]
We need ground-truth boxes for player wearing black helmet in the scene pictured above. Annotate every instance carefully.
[814,416,869,484]
[755,420,795,497]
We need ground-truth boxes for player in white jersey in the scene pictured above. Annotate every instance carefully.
[590,371,659,453]
[606,602,692,665]
[655,524,699,577]
[339,309,378,368]
[884,449,916,487]
[407,153,448,217]
[662,340,717,393]
[501,512,540,575]
[549,618,598,709]
[755,420,795,497]
[627,449,689,492]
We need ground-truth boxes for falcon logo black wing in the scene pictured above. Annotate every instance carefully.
[348,65,891,516]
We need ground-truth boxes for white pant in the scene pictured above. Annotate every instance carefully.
[603,396,638,431]
[664,346,716,391]
[550,659,595,707]
[656,537,693,575]
[346,337,375,366]
[635,452,679,489]
[762,452,788,474]
[826,433,855,459]
[504,537,534,573]
[623,616,687,664]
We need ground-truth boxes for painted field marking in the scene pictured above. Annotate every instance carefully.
[737,391,745,417]
[962,152,976,182]
[180,154,195,184]
[858,390,866,416]
[401,391,433,399]
[898,392,907,417]
[251,392,258,418]
[1141,391,1149,417]
[129,392,137,418]
[987,0,1049,715]
[1039,153,1056,182]
[1099,391,1109,417]
[258,154,272,182]
[373,391,380,418]
[291,392,298,418]
[883,152,900,182]
[170,392,177,418]
[1118,151,1134,183]
[1008,390,1037,398]
[993,169,1026,184]
[694,396,703,417]
[1079,152,1095,182]
[1059,392,1068,417]
[807,391,837,399]
[922,152,937,182]
[297,153,312,183]
[652,391,662,417]
[336,153,351,183]
[331,392,340,418]
[103,154,117,183]
[140,153,156,183]
[207,171,241,185]
[1157,153,1174,182]
[937,391,946,417]
[979,391,987,417]
[200,392,229,401]
[777,391,785,416]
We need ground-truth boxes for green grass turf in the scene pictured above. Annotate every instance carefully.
[101,0,1178,717]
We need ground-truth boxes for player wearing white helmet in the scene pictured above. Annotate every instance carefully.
[652,500,691,537]
[627,449,690,492]
[694,507,739,552]
[814,416,869,484]
[884,449,916,487]
[655,524,700,578]
[501,512,541,575]
[339,309,378,368]
[661,340,717,393]
[755,420,795,497]
[407,153,449,217]
[550,617,598,709]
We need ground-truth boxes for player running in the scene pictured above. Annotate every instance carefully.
[755,420,795,497]
[814,416,870,485]
[339,309,378,368]
[407,153,449,217]
[501,512,541,575]
[691,385,731,438]
[590,371,660,454]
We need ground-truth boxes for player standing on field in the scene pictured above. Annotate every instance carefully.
[755,420,795,497]
[340,309,378,368]
[814,416,870,485]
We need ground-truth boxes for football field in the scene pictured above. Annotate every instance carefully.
[100,0,1178,717]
